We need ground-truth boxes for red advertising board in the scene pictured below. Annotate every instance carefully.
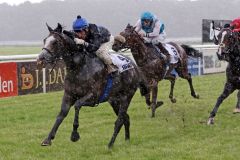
[0,62,18,97]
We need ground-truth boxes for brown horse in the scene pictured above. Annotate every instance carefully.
[112,24,202,117]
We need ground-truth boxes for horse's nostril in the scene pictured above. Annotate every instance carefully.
[112,46,118,52]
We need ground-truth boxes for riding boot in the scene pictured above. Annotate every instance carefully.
[156,42,170,65]
[107,64,118,74]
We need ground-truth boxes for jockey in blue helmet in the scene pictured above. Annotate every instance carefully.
[134,11,170,64]
[72,15,118,74]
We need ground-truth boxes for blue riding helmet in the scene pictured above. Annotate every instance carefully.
[72,15,89,31]
[141,11,154,21]
[141,12,155,33]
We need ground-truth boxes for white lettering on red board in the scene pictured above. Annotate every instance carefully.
[0,76,13,93]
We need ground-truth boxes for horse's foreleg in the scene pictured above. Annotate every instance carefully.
[70,92,96,142]
[41,97,71,146]
[109,99,130,141]
[71,106,81,142]
[165,74,176,103]
[151,81,163,118]
[208,83,235,125]
[233,90,240,113]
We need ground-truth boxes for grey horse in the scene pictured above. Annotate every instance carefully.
[37,23,149,148]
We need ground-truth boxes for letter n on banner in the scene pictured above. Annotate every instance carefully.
[0,62,18,98]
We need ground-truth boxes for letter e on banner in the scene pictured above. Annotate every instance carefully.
[0,62,18,98]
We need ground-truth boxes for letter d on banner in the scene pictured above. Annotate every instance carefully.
[0,62,18,98]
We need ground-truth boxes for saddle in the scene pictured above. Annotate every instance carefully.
[145,43,167,60]
[146,43,180,64]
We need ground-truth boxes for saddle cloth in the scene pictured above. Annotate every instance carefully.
[164,44,180,64]
[110,54,134,73]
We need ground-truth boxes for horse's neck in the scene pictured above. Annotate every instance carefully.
[130,40,148,59]
[130,41,156,65]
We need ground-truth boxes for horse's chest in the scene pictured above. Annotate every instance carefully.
[144,60,164,74]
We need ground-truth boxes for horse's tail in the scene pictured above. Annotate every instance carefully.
[181,44,203,58]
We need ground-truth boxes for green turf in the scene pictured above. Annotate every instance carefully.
[0,46,41,55]
[0,73,239,160]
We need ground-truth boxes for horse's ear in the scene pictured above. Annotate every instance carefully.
[127,23,131,28]
[54,23,63,33]
[230,25,235,30]
[46,23,53,32]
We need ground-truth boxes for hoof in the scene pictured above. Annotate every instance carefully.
[71,131,80,142]
[170,98,177,103]
[146,100,151,106]
[156,101,164,109]
[207,117,214,125]
[151,112,155,118]
[108,142,114,149]
[192,93,200,99]
[41,139,52,146]
[233,108,240,114]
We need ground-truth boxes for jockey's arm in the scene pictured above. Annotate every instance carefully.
[85,34,101,52]
[159,31,167,41]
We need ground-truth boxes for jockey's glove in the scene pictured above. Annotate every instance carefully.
[139,32,146,38]
[74,38,89,47]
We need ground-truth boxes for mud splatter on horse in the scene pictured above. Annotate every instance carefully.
[38,23,149,147]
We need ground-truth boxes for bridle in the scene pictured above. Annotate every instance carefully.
[41,32,66,73]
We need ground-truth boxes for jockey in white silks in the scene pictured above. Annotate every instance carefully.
[134,11,170,65]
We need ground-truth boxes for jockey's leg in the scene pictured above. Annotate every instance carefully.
[96,36,118,74]
[155,42,170,65]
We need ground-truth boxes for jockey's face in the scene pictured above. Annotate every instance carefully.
[75,29,88,40]
[143,19,152,27]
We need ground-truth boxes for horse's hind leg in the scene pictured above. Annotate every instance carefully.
[233,90,240,113]
[164,74,177,103]
[187,73,199,98]
[109,99,130,141]
[41,96,72,146]
[108,91,134,148]
[176,67,199,98]
[145,91,151,109]
[71,106,81,142]
[208,83,235,124]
